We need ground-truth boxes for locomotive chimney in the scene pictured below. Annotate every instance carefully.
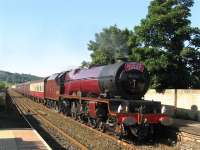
[116,57,128,63]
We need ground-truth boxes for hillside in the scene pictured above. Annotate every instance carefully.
[0,70,42,84]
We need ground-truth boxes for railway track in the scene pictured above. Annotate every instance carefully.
[10,90,136,150]
[9,90,178,150]
[10,94,87,150]
[175,131,200,150]
[178,130,200,143]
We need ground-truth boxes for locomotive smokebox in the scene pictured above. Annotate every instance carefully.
[99,62,150,100]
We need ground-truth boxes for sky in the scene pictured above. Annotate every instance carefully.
[0,0,200,77]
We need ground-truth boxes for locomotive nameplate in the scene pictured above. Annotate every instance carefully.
[124,63,144,72]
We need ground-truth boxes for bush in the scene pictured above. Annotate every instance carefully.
[0,81,6,90]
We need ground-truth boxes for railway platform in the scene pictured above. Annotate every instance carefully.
[173,118,200,136]
[0,91,51,150]
[0,129,51,150]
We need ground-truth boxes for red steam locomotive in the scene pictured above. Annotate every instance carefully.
[15,61,172,140]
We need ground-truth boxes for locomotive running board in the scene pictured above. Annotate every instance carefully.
[60,95,109,103]
[59,95,117,116]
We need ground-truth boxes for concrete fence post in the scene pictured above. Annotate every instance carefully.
[174,89,177,115]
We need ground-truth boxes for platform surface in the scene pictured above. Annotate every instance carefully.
[173,118,200,136]
[0,128,51,150]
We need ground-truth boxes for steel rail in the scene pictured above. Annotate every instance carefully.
[9,95,52,150]
[11,94,88,150]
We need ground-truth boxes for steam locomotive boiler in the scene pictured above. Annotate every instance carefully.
[64,62,150,99]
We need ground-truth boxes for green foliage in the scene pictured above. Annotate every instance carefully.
[80,60,91,68]
[129,0,200,90]
[0,70,42,85]
[0,81,6,90]
[85,0,200,90]
[88,25,131,65]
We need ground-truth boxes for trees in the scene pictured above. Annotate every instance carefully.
[80,60,90,68]
[88,25,131,65]
[86,0,200,90]
[129,0,200,90]
[0,71,42,84]
[0,81,6,90]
